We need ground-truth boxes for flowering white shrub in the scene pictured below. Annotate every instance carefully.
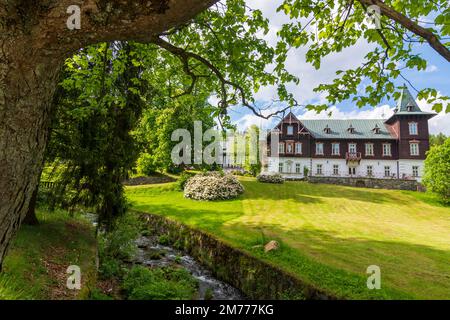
[257,173,285,184]
[184,172,244,200]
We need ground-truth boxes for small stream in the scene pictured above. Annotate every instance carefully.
[133,236,245,300]
[81,212,244,300]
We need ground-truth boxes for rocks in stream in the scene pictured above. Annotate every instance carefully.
[132,236,244,300]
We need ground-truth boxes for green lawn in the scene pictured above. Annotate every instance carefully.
[0,210,97,299]
[126,178,450,300]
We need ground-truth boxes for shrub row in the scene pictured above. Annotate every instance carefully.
[256,173,285,184]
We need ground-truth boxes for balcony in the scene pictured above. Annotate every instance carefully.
[346,152,362,164]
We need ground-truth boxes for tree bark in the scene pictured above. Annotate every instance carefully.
[22,187,39,226]
[0,0,217,270]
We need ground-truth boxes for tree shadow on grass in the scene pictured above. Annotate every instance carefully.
[131,202,244,232]
[129,184,450,299]
[223,219,450,300]
[241,180,415,205]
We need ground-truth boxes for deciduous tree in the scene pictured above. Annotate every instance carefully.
[423,138,450,204]
[0,0,218,269]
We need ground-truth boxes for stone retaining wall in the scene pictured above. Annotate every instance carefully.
[137,212,335,300]
[308,176,419,191]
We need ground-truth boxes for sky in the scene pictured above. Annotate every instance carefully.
[227,0,450,134]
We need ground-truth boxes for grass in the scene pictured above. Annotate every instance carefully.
[0,209,97,300]
[122,266,198,300]
[126,178,450,300]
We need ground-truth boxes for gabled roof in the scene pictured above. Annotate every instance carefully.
[279,111,300,124]
[301,119,395,140]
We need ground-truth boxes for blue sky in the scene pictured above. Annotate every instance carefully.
[227,1,450,134]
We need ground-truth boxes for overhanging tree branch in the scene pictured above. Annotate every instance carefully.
[357,0,450,62]
[151,36,298,119]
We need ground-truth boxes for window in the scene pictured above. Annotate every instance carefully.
[333,164,339,175]
[365,143,374,156]
[278,143,285,154]
[412,166,419,177]
[410,142,419,156]
[286,143,293,154]
[367,165,373,176]
[278,163,284,173]
[409,122,418,135]
[316,164,323,175]
[287,125,294,135]
[295,142,302,154]
[295,163,301,173]
[384,166,391,177]
[316,143,324,155]
[382,143,391,156]
[331,143,340,155]
[348,167,356,175]
[348,143,357,153]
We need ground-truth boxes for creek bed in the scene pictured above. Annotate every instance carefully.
[134,236,245,300]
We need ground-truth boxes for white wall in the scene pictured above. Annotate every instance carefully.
[358,159,398,179]
[311,159,347,177]
[266,157,310,177]
[267,157,422,181]
[399,159,424,182]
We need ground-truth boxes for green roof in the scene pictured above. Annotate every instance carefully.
[386,86,436,120]
[301,119,395,140]
[277,86,436,139]
[395,86,421,113]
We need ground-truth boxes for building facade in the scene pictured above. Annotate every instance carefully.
[265,87,436,181]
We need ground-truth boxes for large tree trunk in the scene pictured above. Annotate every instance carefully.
[22,187,40,226]
[0,0,217,270]
[0,44,61,269]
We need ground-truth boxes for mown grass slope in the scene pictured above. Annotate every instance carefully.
[126,178,450,299]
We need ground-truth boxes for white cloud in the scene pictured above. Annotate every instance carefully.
[424,65,438,73]
[301,104,394,120]
[245,0,375,105]
[235,113,273,130]
[229,1,449,135]
[232,104,282,130]
[234,100,449,135]
[417,96,450,135]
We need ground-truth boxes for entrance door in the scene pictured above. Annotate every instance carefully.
[286,160,292,173]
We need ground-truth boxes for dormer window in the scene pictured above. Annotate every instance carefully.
[324,125,331,134]
[406,104,413,112]
[372,124,381,134]
[347,124,355,134]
